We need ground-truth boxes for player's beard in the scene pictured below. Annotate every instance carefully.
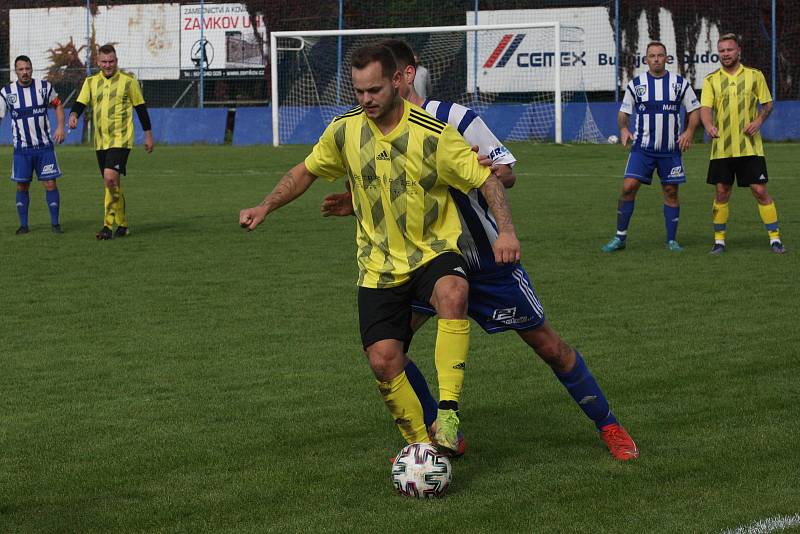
[372,87,401,122]
[721,53,740,68]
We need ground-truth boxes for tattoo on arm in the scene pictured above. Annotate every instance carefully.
[259,168,301,212]
[481,175,515,233]
[758,102,773,121]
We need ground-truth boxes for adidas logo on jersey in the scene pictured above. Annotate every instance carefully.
[453,266,466,275]
[376,150,389,161]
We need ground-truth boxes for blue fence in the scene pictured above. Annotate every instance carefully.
[3,103,800,146]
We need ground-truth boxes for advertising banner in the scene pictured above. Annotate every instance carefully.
[10,4,180,81]
[467,8,721,92]
[180,3,267,79]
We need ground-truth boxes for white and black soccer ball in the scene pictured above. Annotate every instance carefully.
[607,134,619,144]
[391,442,452,498]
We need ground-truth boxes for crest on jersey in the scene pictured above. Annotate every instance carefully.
[7,94,17,104]
[635,85,647,97]
[40,88,49,101]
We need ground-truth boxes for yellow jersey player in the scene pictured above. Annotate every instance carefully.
[69,44,154,240]
[239,44,520,456]
[700,33,785,254]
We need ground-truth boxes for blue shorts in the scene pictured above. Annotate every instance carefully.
[624,150,685,185]
[11,147,62,182]
[412,265,546,333]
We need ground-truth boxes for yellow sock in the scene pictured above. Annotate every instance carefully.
[435,319,470,403]
[104,186,120,228]
[115,184,127,227]
[377,372,429,444]
[757,202,781,242]
[712,200,729,242]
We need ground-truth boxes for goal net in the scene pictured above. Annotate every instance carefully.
[270,23,604,146]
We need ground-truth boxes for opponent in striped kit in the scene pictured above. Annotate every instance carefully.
[0,55,65,234]
[602,41,700,253]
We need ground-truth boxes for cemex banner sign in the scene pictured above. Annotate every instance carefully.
[181,3,267,79]
[467,8,723,92]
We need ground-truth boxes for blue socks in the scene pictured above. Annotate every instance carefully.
[555,352,617,430]
[405,359,438,428]
[615,200,635,240]
[46,189,60,225]
[664,204,679,242]
[16,190,30,227]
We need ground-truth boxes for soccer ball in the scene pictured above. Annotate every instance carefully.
[607,134,619,144]
[391,442,452,498]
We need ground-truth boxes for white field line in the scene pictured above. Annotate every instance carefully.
[721,514,800,534]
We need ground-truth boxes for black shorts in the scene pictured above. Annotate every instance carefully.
[96,148,131,176]
[358,252,468,352]
[707,156,768,187]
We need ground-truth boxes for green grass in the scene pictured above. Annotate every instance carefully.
[1,143,797,533]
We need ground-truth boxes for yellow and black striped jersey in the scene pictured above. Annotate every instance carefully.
[701,65,772,159]
[76,70,146,150]
[305,100,491,288]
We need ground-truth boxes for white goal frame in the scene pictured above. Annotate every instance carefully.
[269,22,563,146]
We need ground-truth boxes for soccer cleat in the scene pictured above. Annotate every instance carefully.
[771,241,786,254]
[601,236,626,253]
[96,226,113,240]
[15,225,29,235]
[666,240,683,252]
[429,409,462,457]
[52,224,64,234]
[114,226,130,238]
[709,243,726,255]
[600,423,639,461]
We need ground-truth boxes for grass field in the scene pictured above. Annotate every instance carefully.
[1,143,798,533]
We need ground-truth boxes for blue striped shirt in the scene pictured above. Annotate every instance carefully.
[422,99,516,278]
[620,71,700,153]
[0,79,58,151]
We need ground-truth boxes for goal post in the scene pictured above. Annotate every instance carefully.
[269,22,563,147]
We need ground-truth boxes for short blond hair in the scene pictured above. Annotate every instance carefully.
[718,33,741,46]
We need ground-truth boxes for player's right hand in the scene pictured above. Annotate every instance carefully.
[706,126,719,138]
[620,129,633,148]
[321,192,354,217]
[239,206,267,231]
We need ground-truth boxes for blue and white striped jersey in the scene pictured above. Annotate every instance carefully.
[0,79,59,151]
[620,71,700,153]
[422,99,517,278]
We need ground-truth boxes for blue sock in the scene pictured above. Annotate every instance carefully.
[405,359,437,427]
[615,200,635,241]
[16,190,30,227]
[664,204,680,242]
[46,189,60,225]
[554,352,617,430]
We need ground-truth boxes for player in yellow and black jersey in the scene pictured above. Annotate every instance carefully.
[700,33,785,254]
[69,44,154,240]
[240,44,520,456]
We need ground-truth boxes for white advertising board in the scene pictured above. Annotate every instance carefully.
[10,4,180,81]
[180,3,267,79]
[467,8,722,92]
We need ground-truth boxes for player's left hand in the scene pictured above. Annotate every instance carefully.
[144,131,154,153]
[493,232,521,264]
[321,191,354,217]
[53,127,65,144]
[678,131,692,152]
[744,119,762,137]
